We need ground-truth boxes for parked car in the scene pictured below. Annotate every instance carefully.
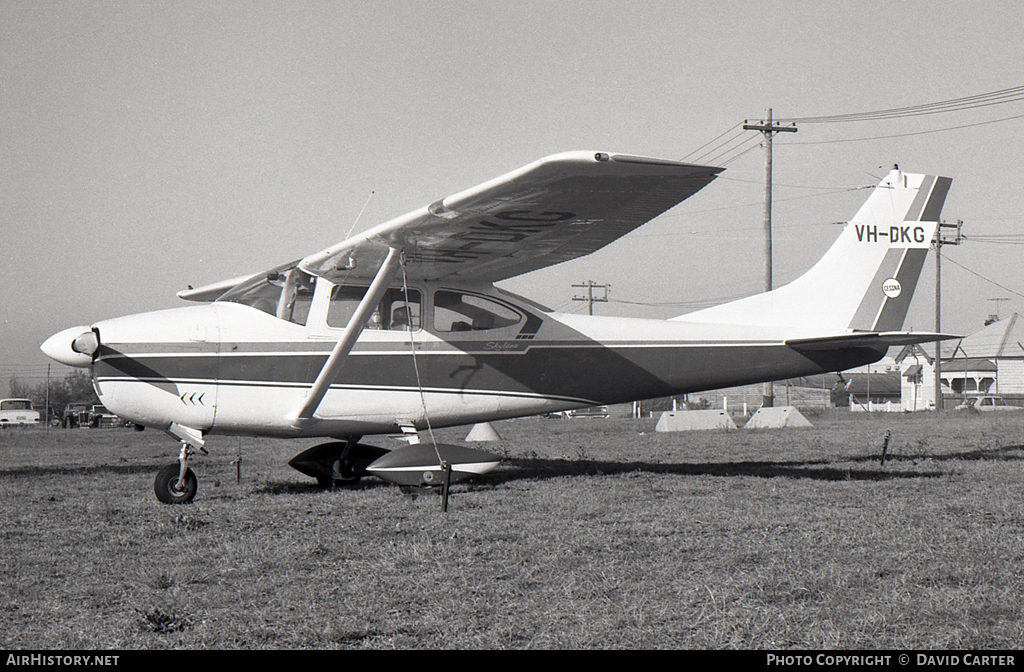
[62,403,92,428]
[0,399,40,426]
[955,396,1022,412]
[40,407,60,426]
[565,405,611,418]
[89,405,123,428]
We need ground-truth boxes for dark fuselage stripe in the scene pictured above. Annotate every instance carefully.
[93,376,599,405]
[94,341,882,405]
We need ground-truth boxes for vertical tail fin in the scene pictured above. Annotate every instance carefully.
[673,168,951,333]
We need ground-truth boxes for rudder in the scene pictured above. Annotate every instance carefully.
[846,175,951,332]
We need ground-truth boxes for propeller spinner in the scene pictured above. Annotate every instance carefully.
[40,326,99,367]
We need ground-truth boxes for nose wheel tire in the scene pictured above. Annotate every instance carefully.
[154,463,198,504]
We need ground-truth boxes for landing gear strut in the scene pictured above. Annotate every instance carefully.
[154,441,200,504]
[321,456,362,487]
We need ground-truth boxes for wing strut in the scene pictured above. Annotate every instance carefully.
[290,247,403,427]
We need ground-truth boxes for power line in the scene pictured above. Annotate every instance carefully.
[778,85,1024,124]
[718,175,872,190]
[961,233,1024,245]
[681,123,775,166]
[714,138,764,166]
[788,112,1024,145]
[680,123,741,162]
[693,131,759,165]
[942,255,1024,301]
[681,86,1024,163]
[630,221,843,241]
[651,182,874,223]
[609,292,754,309]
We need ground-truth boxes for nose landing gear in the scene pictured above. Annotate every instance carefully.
[154,438,203,504]
[154,462,198,504]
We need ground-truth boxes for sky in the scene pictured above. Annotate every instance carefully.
[3,1,1024,394]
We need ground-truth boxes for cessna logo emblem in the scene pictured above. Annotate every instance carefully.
[882,278,902,298]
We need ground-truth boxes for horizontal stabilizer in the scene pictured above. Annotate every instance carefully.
[785,331,960,352]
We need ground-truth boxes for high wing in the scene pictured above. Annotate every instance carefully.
[297,151,721,284]
[178,151,720,301]
[177,269,292,303]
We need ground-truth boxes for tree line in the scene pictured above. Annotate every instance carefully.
[7,371,100,415]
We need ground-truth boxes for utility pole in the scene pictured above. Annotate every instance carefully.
[572,280,609,316]
[933,220,963,412]
[743,109,797,407]
[45,364,50,431]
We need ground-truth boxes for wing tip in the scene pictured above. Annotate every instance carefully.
[536,150,723,174]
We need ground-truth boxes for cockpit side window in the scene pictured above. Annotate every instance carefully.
[327,285,422,331]
[434,291,522,332]
[217,266,314,326]
[275,269,314,325]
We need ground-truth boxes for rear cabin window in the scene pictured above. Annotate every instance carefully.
[327,286,422,331]
[434,291,522,332]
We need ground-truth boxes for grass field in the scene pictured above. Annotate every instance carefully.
[1,409,1023,650]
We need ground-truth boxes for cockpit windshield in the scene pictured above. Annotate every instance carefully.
[216,263,315,326]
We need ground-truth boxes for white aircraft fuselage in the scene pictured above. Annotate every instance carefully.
[69,285,883,441]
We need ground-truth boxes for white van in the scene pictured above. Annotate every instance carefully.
[0,399,41,426]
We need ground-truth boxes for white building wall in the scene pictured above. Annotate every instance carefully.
[997,360,1024,394]
[901,359,936,411]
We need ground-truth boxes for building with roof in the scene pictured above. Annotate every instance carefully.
[896,313,1024,410]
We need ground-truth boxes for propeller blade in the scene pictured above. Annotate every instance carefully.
[72,330,99,356]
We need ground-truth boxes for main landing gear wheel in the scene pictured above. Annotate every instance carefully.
[315,459,362,488]
[154,463,198,504]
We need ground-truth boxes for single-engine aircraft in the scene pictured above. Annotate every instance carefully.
[41,151,956,503]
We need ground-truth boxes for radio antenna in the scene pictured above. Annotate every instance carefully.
[344,190,375,240]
